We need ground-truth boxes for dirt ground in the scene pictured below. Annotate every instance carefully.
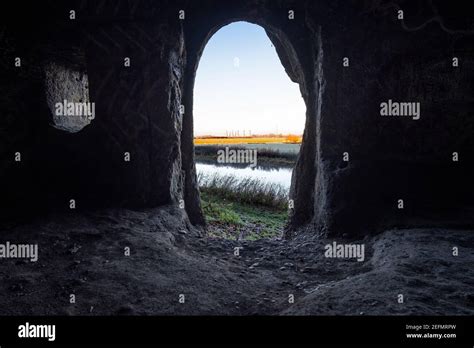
[0,205,472,315]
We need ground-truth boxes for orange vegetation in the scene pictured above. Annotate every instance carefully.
[194,135,302,145]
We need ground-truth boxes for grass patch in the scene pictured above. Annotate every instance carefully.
[201,191,287,240]
[202,197,243,225]
[198,172,288,210]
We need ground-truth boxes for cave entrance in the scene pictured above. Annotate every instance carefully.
[191,22,306,240]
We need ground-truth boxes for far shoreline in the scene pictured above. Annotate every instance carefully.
[194,143,299,168]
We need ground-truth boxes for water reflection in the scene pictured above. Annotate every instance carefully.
[196,163,293,190]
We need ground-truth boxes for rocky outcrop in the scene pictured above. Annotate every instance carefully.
[0,207,471,315]
[0,0,473,239]
[44,62,92,133]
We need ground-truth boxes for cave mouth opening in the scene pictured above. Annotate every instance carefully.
[192,21,306,241]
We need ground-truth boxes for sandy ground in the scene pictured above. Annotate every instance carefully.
[0,206,472,315]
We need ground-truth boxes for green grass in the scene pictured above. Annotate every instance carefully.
[201,191,287,240]
[202,197,243,225]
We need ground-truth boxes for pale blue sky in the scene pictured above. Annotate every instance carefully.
[193,22,306,136]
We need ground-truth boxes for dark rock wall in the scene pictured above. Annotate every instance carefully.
[311,1,474,236]
[1,0,473,238]
[1,1,186,219]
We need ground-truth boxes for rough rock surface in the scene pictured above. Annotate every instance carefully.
[1,1,473,238]
[44,62,92,133]
[0,0,472,319]
[0,209,471,315]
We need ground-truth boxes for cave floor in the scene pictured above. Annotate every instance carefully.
[0,205,472,315]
